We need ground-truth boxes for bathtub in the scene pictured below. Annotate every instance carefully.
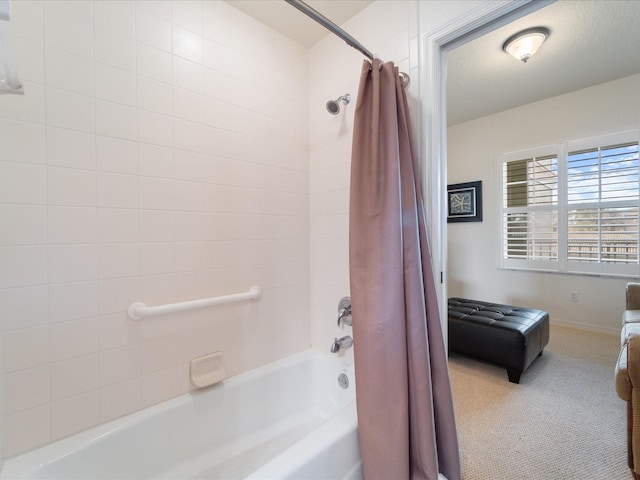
[0,350,362,480]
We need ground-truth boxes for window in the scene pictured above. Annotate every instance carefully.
[503,154,558,262]
[500,131,640,276]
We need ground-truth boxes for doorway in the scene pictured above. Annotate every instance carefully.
[420,0,552,334]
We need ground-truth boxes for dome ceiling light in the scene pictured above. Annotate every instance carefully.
[502,27,550,63]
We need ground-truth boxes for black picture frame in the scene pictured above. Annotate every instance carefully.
[447,181,482,223]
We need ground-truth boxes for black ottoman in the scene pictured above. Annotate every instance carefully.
[448,298,549,383]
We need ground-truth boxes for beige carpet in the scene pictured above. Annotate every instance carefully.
[449,325,629,479]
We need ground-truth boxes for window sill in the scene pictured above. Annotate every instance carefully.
[497,264,639,279]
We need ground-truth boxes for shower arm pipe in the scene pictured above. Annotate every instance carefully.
[284,0,374,60]
[0,2,24,92]
[127,286,262,320]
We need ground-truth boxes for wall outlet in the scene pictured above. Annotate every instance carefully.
[569,291,579,302]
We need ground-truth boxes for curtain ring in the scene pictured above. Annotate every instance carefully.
[399,72,410,88]
[368,59,384,72]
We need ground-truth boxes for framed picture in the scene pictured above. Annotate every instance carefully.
[447,181,482,223]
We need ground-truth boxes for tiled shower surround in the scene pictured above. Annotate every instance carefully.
[0,0,416,457]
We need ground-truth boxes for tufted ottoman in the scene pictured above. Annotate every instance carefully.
[448,298,549,383]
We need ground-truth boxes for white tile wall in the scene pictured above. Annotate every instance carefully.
[100,344,141,385]
[45,47,94,96]
[97,208,139,243]
[136,8,171,51]
[3,366,49,415]
[51,389,100,440]
[43,1,93,59]
[13,36,45,84]
[47,167,96,206]
[48,206,98,244]
[1,0,309,457]
[2,326,49,373]
[48,281,97,323]
[94,63,137,106]
[0,162,47,204]
[47,127,95,170]
[99,377,141,422]
[93,1,136,37]
[0,205,47,245]
[1,0,416,459]
[0,246,48,288]
[96,136,138,175]
[50,354,99,400]
[46,87,95,133]
[4,405,50,458]
[96,172,138,208]
[5,86,45,126]
[95,26,136,72]
[49,317,99,362]
[138,77,172,116]
[96,100,137,140]
[48,245,98,284]
[138,143,173,178]
[136,43,172,83]
[98,311,142,349]
[0,286,48,331]
[307,1,416,361]
[0,118,45,164]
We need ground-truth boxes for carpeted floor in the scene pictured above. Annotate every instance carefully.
[449,325,629,480]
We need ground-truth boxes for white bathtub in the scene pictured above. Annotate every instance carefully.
[0,350,362,480]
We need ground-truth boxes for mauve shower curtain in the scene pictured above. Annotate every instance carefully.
[349,59,460,480]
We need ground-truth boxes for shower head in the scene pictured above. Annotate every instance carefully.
[326,94,351,115]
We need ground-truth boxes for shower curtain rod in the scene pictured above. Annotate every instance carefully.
[284,0,374,59]
[284,0,409,87]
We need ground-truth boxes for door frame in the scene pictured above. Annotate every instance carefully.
[419,0,555,339]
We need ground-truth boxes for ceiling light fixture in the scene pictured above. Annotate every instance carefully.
[502,27,550,63]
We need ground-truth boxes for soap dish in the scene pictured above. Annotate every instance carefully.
[190,352,226,388]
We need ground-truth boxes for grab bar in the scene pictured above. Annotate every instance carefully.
[127,286,262,320]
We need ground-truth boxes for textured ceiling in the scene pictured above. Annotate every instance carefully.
[447,0,640,125]
[225,1,640,127]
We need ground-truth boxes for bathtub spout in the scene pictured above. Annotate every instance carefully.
[331,336,353,353]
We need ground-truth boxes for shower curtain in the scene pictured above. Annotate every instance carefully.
[349,59,460,480]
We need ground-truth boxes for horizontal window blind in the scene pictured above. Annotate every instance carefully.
[567,142,640,265]
[500,132,640,276]
[568,143,640,203]
[567,207,639,263]
[504,211,558,260]
[503,155,558,261]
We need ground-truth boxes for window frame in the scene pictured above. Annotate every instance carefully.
[498,130,640,278]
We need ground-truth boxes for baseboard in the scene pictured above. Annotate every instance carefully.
[550,317,618,336]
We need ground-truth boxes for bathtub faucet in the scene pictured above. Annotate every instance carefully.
[337,297,352,326]
[331,336,353,353]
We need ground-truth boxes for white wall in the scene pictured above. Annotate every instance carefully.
[0,0,309,457]
[447,74,640,333]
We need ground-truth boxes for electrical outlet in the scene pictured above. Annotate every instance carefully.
[570,291,579,302]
